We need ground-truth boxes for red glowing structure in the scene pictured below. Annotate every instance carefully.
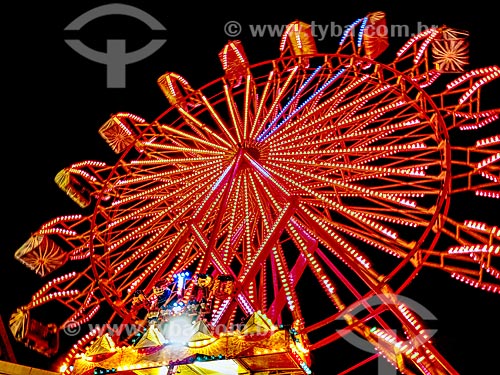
[9,12,500,375]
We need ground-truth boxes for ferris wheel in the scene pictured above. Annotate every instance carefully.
[9,12,500,375]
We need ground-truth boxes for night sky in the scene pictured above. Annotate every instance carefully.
[2,1,499,374]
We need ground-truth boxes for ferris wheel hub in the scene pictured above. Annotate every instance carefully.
[242,146,260,161]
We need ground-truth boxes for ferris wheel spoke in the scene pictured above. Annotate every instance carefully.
[252,65,299,139]
[189,96,237,148]
[222,84,245,144]
[248,70,274,140]
[158,122,230,152]
[172,106,235,150]
[141,139,228,156]
[241,74,256,142]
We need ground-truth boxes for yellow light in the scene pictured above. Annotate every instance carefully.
[194,359,241,375]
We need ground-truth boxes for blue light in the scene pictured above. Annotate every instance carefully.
[339,17,363,46]
[211,165,231,191]
[259,68,346,141]
[248,158,271,179]
[357,17,368,47]
[257,65,323,142]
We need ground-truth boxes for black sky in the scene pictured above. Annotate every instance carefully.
[2,1,499,374]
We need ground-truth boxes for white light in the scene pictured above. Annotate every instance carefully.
[194,359,240,374]
[161,316,194,344]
